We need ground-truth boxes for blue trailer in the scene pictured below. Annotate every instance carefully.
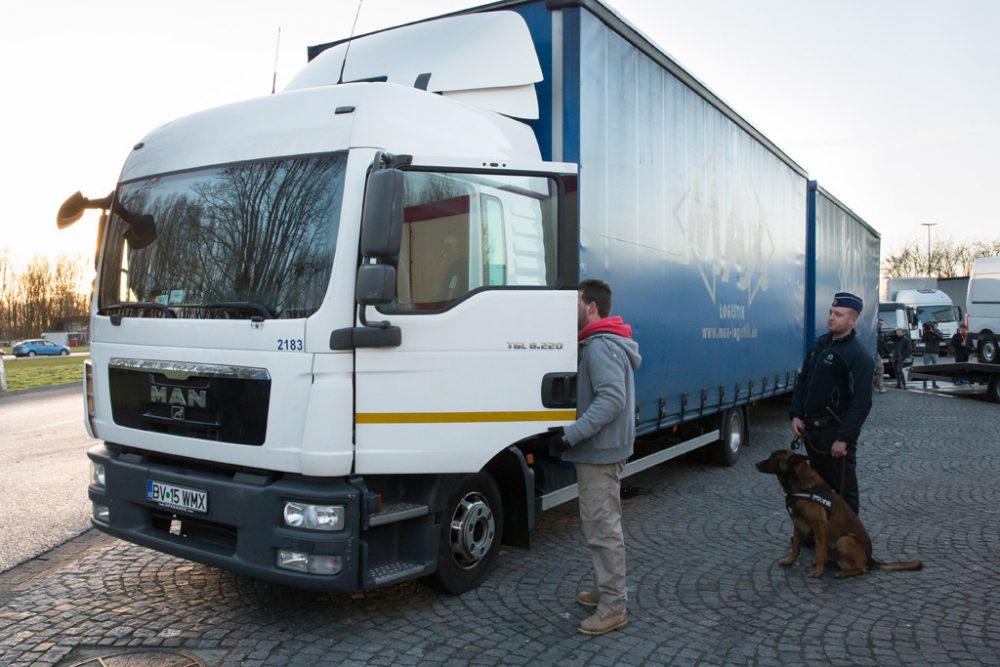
[69,0,880,594]
[805,181,881,356]
[479,0,809,465]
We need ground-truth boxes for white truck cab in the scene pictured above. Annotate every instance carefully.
[890,288,960,355]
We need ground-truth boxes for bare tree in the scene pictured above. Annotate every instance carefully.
[0,254,90,342]
[883,237,1000,279]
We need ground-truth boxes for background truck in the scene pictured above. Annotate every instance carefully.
[877,301,916,379]
[59,0,877,594]
[885,278,961,355]
[967,256,1000,364]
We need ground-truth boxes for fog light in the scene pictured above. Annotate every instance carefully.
[91,462,106,488]
[276,550,342,576]
[277,550,309,573]
[92,503,110,522]
[307,554,342,575]
[282,502,344,531]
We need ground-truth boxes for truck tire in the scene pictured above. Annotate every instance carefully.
[433,472,503,594]
[713,406,747,467]
[980,335,998,364]
[989,376,1000,404]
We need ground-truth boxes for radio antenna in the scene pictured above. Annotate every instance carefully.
[337,0,365,84]
[270,26,282,94]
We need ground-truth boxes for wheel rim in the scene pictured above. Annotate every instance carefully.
[725,411,743,454]
[984,340,998,363]
[28,351,35,357]
[449,492,496,569]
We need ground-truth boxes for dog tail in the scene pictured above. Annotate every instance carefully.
[870,558,923,572]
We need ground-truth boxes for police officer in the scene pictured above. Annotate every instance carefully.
[789,292,874,515]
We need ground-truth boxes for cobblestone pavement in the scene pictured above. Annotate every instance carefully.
[1,388,999,666]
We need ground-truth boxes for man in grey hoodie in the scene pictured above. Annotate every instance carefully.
[551,279,641,636]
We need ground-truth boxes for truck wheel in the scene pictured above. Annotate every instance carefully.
[433,472,503,594]
[713,406,746,467]
[989,377,1000,404]
[980,335,998,364]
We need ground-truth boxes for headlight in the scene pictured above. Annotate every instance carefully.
[283,502,345,531]
[91,461,106,488]
[276,550,342,576]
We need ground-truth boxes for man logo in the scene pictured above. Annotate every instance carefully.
[150,385,208,409]
[171,405,186,421]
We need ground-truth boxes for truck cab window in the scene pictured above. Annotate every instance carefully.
[387,171,559,312]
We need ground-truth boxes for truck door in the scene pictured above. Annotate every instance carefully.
[349,157,579,474]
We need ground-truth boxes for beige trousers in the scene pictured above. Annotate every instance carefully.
[576,461,627,615]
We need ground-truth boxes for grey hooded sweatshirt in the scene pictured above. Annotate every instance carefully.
[562,324,642,465]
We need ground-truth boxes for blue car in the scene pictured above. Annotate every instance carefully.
[12,339,71,357]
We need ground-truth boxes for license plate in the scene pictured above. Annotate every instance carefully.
[146,479,208,514]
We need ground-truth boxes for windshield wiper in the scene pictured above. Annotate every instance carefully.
[99,302,177,318]
[196,302,276,319]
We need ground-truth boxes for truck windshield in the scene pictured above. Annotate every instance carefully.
[915,305,958,324]
[98,152,347,319]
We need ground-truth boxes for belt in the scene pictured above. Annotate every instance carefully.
[802,416,836,429]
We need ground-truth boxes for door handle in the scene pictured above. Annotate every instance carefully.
[541,372,576,409]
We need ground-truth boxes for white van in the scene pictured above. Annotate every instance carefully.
[890,289,960,354]
[967,256,1000,364]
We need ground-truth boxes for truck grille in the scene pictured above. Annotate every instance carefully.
[108,359,271,446]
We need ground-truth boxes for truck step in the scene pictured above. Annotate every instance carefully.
[368,501,430,527]
[369,560,429,587]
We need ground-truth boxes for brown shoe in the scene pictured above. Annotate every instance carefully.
[575,590,599,608]
[578,611,628,636]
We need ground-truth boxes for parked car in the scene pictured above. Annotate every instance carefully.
[12,339,71,357]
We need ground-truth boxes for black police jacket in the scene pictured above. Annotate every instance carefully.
[789,329,875,444]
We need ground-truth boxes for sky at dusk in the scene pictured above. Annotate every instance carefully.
[2,0,998,274]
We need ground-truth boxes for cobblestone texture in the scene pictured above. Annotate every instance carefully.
[1,388,998,666]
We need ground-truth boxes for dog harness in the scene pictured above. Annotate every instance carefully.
[785,484,836,518]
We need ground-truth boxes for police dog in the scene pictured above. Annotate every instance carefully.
[755,449,922,578]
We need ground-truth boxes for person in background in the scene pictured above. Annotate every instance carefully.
[920,321,942,389]
[951,323,975,363]
[890,328,912,389]
[873,318,888,394]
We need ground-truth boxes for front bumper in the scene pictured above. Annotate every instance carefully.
[88,444,361,591]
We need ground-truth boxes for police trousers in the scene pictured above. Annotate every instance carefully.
[805,424,860,516]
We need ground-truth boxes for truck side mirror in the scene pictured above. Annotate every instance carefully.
[360,168,403,259]
[57,192,87,228]
[356,264,397,305]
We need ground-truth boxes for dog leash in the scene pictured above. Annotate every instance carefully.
[793,431,848,495]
